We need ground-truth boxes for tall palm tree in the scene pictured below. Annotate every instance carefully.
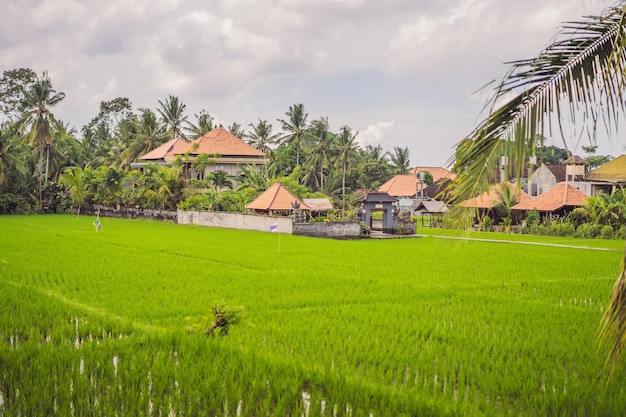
[335,126,359,209]
[227,122,244,139]
[19,72,65,208]
[306,116,331,192]
[157,95,188,140]
[187,110,214,139]
[120,108,168,168]
[278,103,312,168]
[245,119,279,153]
[389,146,411,175]
[450,5,626,375]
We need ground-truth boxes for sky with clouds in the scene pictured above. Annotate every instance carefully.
[1,0,620,167]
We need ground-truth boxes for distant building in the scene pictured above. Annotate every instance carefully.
[134,128,268,184]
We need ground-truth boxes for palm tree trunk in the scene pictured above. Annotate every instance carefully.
[38,144,44,210]
[342,164,347,210]
[45,144,50,182]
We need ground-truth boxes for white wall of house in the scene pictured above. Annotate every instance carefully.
[531,164,557,196]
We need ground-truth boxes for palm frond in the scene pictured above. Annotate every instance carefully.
[451,5,626,376]
[452,7,626,204]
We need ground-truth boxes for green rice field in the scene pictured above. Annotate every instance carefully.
[1,214,625,416]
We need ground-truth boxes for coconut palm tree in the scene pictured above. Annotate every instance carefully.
[19,71,65,209]
[450,5,626,375]
[227,122,245,139]
[278,103,312,168]
[187,110,214,139]
[157,95,188,140]
[245,119,279,154]
[335,126,359,209]
[306,116,331,192]
[389,146,411,175]
[120,108,168,168]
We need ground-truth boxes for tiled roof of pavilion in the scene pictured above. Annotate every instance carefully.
[459,183,531,209]
[511,182,588,212]
[246,182,310,211]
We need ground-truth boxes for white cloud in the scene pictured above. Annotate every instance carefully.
[357,121,395,148]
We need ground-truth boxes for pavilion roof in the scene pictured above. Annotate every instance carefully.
[246,182,310,211]
[459,183,531,209]
[511,182,588,212]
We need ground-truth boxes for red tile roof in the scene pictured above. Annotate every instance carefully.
[378,175,424,197]
[246,182,310,211]
[178,127,265,157]
[459,183,531,209]
[410,167,457,181]
[511,182,588,212]
[140,137,189,162]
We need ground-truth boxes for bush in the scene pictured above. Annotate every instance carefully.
[601,225,615,239]
[525,209,540,226]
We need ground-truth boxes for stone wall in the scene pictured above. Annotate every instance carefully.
[292,221,360,239]
[177,210,293,234]
[82,205,177,222]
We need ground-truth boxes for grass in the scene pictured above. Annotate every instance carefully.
[1,214,625,416]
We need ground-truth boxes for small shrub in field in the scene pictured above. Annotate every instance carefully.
[206,303,243,337]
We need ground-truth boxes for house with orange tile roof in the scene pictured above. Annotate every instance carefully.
[246,182,310,215]
[459,182,531,224]
[175,127,268,181]
[459,182,531,209]
[132,137,190,168]
[409,167,456,182]
[511,182,588,217]
[378,175,425,198]
[529,163,566,196]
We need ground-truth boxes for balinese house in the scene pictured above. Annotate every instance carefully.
[132,137,190,168]
[409,167,457,182]
[528,163,566,196]
[246,182,310,219]
[378,175,425,199]
[511,182,588,218]
[176,127,268,181]
[378,175,428,216]
[584,154,626,195]
[459,182,531,224]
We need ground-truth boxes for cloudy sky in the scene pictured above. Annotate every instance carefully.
[1,0,620,167]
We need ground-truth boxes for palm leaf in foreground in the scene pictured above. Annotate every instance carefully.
[450,6,626,374]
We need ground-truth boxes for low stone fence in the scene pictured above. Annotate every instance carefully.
[177,210,293,234]
[292,221,360,239]
[81,205,178,222]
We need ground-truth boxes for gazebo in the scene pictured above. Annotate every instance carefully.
[511,182,588,218]
[246,182,310,219]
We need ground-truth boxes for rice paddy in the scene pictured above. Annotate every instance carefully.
[0,214,625,416]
